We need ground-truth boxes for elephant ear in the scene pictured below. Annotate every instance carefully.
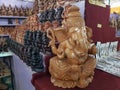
[54,27,68,43]
[86,26,93,38]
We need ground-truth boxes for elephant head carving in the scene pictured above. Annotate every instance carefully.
[47,5,97,88]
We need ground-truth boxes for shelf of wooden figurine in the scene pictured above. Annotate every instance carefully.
[0,15,27,27]
[0,34,9,37]
[0,24,19,27]
[0,16,27,19]
[0,70,11,79]
[0,60,11,79]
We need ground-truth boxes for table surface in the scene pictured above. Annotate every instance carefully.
[34,69,120,90]
[0,51,13,57]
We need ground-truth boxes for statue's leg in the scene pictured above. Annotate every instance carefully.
[49,57,81,88]
[51,76,77,88]
[77,56,96,88]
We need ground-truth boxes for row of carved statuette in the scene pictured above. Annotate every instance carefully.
[0,4,33,16]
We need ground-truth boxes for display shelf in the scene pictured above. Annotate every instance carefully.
[0,51,13,58]
[0,34,9,37]
[0,60,11,79]
[0,16,27,27]
[0,69,11,79]
[0,74,11,79]
[0,16,27,19]
[0,24,19,27]
[0,51,14,90]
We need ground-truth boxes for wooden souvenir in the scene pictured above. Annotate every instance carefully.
[7,5,13,16]
[1,4,7,15]
[47,5,97,88]
[13,5,19,16]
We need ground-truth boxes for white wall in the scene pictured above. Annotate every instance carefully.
[72,1,85,18]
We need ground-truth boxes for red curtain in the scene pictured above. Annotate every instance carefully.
[85,0,120,47]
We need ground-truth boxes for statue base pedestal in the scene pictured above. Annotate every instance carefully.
[49,56,96,88]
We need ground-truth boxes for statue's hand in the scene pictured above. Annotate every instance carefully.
[48,40,55,46]
[57,48,65,59]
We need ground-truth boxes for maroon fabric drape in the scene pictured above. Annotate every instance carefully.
[33,69,120,90]
[85,0,120,48]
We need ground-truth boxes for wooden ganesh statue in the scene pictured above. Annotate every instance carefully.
[47,5,97,88]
